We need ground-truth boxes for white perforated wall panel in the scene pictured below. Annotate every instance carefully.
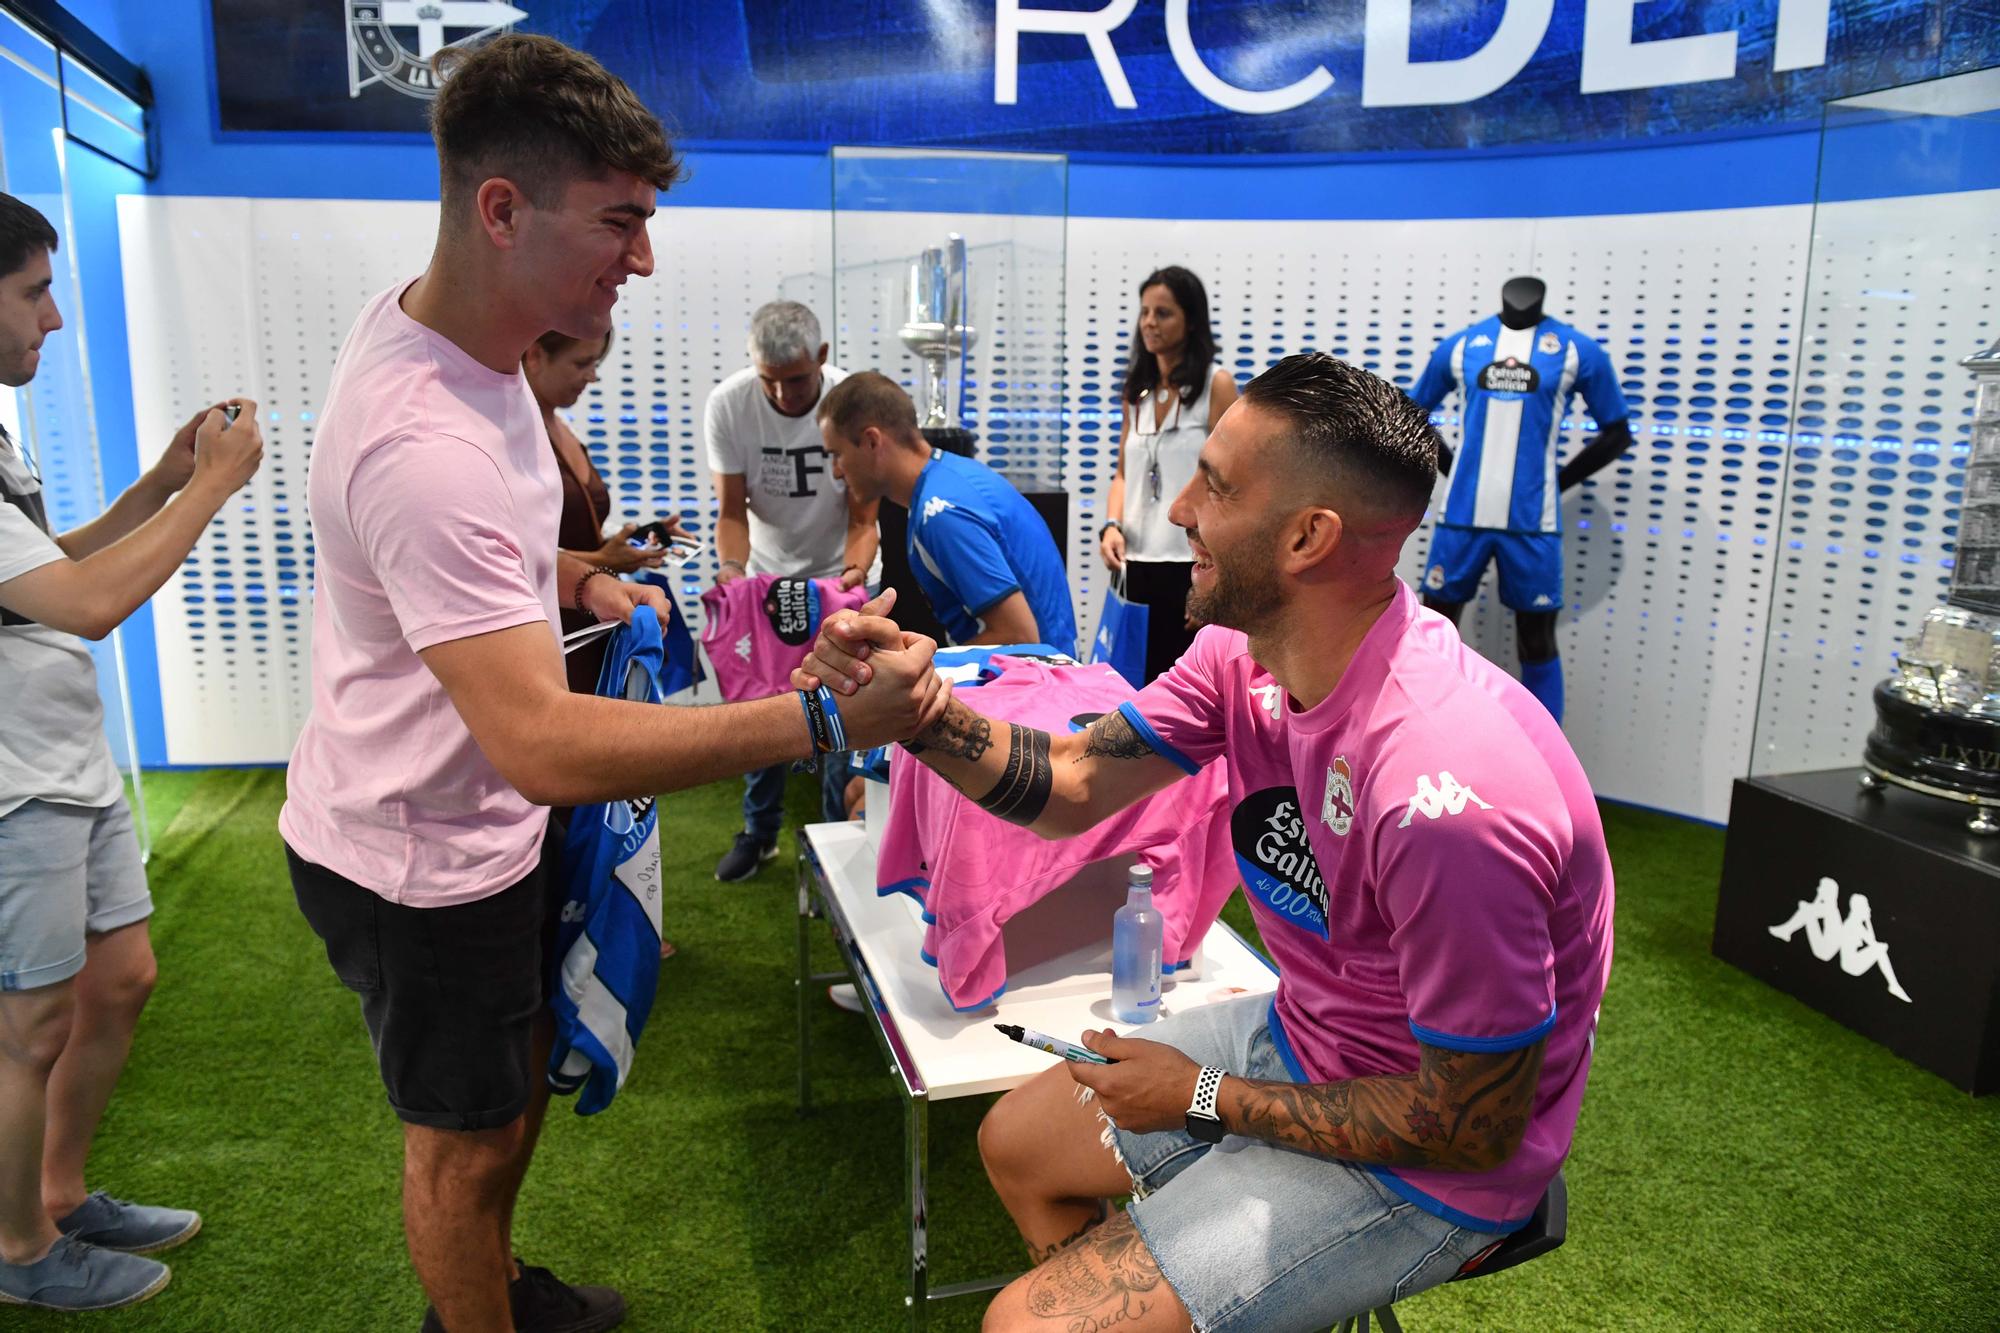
[117,190,1992,822]
[119,197,829,763]
[1065,207,1814,819]
[1750,189,1999,776]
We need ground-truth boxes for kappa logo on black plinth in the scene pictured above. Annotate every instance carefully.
[1768,876,1912,1003]
[346,2,528,102]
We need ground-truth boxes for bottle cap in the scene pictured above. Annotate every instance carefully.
[1129,864,1154,889]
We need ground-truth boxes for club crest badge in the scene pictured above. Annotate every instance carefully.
[1538,330,1563,355]
[1322,757,1355,837]
[347,2,528,101]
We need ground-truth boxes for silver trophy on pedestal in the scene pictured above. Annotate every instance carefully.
[1863,334,2000,833]
[897,234,978,453]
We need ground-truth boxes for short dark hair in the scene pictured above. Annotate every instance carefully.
[1240,353,1439,522]
[429,34,685,216]
[818,371,920,442]
[0,193,58,281]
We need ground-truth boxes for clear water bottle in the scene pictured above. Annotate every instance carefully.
[1111,864,1163,1024]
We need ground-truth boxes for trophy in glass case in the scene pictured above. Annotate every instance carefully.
[897,233,978,457]
[1863,334,2000,832]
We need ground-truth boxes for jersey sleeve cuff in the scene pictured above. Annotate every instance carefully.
[1409,1005,1556,1053]
[966,585,1023,619]
[1115,702,1200,777]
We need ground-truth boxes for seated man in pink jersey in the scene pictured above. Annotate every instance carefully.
[798,352,1615,1333]
[279,36,950,1333]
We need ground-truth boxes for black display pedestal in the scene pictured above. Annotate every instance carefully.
[1714,769,2000,1094]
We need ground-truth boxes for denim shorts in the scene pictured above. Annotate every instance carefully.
[0,798,152,992]
[1104,993,1507,1333]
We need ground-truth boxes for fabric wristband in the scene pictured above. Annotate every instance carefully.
[792,686,850,772]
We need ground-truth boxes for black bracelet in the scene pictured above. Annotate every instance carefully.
[1099,520,1123,541]
[573,565,615,617]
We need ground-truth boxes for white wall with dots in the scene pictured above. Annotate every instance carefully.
[116,189,1997,820]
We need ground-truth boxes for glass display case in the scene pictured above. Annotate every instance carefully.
[826,147,1068,492]
[1748,67,2000,832]
[819,147,1075,650]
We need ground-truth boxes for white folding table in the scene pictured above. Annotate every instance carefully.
[794,820,1278,1330]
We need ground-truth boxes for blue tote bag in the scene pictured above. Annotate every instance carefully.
[1090,568,1148,688]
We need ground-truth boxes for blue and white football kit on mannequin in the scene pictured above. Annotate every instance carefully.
[1410,294,1629,723]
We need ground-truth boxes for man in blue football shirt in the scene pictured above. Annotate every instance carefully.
[1409,276,1632,722]
[817,371,1076,653]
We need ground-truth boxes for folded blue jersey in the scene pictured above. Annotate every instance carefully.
[631,570,705,697]
[548,607,667,1115]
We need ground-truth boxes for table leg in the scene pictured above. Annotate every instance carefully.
[908,1092,930,1331]
[797,843,813,1114]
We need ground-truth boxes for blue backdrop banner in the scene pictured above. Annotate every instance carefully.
[213,2,1998,156]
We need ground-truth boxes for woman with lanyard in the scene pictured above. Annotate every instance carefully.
[524,328,690,957]
[1098,266,1238,682]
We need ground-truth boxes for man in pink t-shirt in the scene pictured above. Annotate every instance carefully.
[279,36,949,1333]
[799,353,1614,1333]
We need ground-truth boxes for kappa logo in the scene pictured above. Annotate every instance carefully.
[1396,771,1491,828]
[1322,756,1355,837]
[734,634,753,661]
[1768,876,1912,1003]
[1249,683,1283,722]
[1469,334,1493,348]
[346,1,526,101]
[1538,330,1563,356]
[922,495,955,520]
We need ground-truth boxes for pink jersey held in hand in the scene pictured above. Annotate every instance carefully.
[1123,581,1615,1233]
[280,280,564,907]
[699,573,870,702]
[877,658,1237,1011]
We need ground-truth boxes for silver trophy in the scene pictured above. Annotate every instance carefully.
[1863,334,2000,832]
[897,234,978,432]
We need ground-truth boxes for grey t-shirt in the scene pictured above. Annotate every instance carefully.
[0,427,120,817]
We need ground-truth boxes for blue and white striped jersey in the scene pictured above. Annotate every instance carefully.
[1410,316,1628,534]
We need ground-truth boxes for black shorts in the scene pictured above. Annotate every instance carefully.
[286,835,562,1131]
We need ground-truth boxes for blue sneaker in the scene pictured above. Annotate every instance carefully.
[0,1235,170,1310]
[55,1192,201,1255]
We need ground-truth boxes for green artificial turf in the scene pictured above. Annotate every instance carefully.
[24,771,1998,1330]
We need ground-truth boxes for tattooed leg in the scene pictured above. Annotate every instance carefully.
[980,1066,1137,1263]
[1027,1198,1110,1265]
[984,1212,1191,1333]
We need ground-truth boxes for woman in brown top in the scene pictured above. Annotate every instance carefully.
[524,327,687,958]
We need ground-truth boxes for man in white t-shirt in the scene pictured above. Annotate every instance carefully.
[705,300,878,880]
[0,192,263,1312]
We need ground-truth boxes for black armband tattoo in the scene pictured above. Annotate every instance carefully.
[975,723,1053,826]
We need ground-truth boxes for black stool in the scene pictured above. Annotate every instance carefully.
[1334,1172,1568,1333]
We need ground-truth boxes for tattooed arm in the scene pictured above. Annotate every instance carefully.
[1223,1039,1546,1172]
[901,703,1189,838]
[1071,1027,1546,1174]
